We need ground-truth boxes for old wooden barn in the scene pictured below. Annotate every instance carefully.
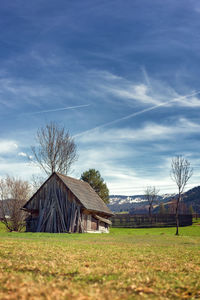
[22,172,113,233]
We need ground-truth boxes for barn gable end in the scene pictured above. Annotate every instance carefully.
[23,172,113,233]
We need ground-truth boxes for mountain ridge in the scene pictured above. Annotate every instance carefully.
[108,186,200,213]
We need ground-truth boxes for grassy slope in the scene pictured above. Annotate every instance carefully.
[0,223,200,299]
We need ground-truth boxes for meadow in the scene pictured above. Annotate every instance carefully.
[0,222,200,299]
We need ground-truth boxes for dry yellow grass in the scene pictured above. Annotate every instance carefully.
[0,225,200,299]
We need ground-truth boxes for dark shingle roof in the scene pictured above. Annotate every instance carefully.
[56,172,113,216]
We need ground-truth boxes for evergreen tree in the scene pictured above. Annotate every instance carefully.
[80,169,109,203]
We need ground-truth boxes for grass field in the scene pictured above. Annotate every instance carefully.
[0,222,200,299]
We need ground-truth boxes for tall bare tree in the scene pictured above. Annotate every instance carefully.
[31,174,46,193]
[144,186,159,220]
[0,176,31,231]
[31,122,77,175]
[171,155,193,235]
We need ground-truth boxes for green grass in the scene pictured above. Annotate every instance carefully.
[0,223,200,299]
[0,221,7,232]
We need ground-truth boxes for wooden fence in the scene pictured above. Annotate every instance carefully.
[111,214,192,228]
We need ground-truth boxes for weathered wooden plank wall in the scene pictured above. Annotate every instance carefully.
[27,176,83,233]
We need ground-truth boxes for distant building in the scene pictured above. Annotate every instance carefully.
[22,172,113,233]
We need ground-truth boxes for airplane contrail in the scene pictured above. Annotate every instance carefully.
[27,104,91,115]
[75,90,200,137]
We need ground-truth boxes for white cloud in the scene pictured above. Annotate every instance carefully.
[18,152,27,157]
[77,125,168,144]
[176,96,200,107]
[77,117,200,144]
[107,83,161,105]
[89,70,200,109]
[0,158,42,180]
[0,77,63,109]
[0,140,18,154]
[88,70,175,107]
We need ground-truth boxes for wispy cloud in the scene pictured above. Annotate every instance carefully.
[18,152,27,157]
[75,90,200,138]
[176,96,200,107]
[0,140,18,154]
[107,84,160,105]
[77,120,190,144]
[88,70,200,110]
[141,66,152,88]
[0,77,53,109]
[0,159,41,179]
[87,70,175,107]
[24,104,91,115]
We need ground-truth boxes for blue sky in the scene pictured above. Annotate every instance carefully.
[0,0,200,195]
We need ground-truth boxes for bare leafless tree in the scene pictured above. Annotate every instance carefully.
[0,176,31,231]
[31,174,46,194]
[171,155,193,235]
[31,122,77,175]
[144,186,159,220]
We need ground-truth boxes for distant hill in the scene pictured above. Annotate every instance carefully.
[108,186,200,214]
[182,186,200,203]
[181,186,200,212]
[108,194,174,213]
[108,195,147,213]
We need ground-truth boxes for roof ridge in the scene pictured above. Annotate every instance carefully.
[56,172,82,182]
[56,172,92,187]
